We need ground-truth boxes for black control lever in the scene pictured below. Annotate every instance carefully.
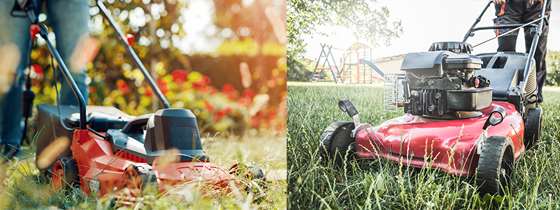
[338,99,359,118]
[10,0,40,19]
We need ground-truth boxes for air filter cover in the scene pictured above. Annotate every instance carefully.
[429,41,473,54]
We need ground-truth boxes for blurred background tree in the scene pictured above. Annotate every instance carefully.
[546,51,560,86]
[287,0,402,81]
[31,0,286,136]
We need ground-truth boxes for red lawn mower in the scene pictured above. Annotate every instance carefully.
[320,0,547,195]
[12,0,264,197]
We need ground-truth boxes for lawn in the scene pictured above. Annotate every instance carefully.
[287,82,560,209]
[0,135,286,209]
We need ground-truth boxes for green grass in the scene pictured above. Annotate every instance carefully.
[0,135,286,209]
[288,83,560,209]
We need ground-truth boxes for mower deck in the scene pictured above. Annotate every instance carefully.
[59,129,235,195]
[354,101,524,176]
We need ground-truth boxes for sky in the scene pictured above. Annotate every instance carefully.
[303,0,560,60]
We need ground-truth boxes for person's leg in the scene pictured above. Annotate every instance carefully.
[497,32,517,52]
[523,2,550,103]
[0,0,31,157]
[495,0,524,52]
[46,0,89,106]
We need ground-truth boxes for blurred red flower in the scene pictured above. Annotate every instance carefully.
[89,87,96,94]
[204,100,214,112]
[193,76,211,92]
[222,83,237,99]
[222,83,235,93]
[215,109,227,121]
[171,69,188,84]
[242,89,256,99]
[32,64,44,78]
[157,79,168,94]
[116,79,130,94]
[144,86,153,97]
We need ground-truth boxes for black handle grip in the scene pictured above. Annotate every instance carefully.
[338,99,358,118]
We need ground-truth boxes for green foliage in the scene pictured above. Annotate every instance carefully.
[29,0,286,135]
[288,84,560,209]
[545,51,560,86]
[287,0,402,81]
[287,56,310,82]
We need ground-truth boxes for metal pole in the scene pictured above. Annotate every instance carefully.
[463,0,494,42]
[38,25,88,129]
[97,0,171,109]
[313,44,326,74]
[472,18,543,48]
[325,46,338,83]
[520,0,548,92]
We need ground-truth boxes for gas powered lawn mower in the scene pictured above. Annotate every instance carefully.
[11,0,265,197]
[320,0,547,195]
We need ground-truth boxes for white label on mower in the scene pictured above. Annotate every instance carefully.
[475,131,487,155]
[89,179,100,193]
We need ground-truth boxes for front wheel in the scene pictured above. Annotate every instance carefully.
[229,163,267,201]
[49,156,80,191]
[319,121,355,166]
[524,107,542,150]
[475,136,514,195]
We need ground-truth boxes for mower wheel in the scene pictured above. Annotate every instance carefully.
[49,157,80,191]
[475,136,514,195]
[319,121,355,165]
[229,163,267,201]
[524,107,542,150]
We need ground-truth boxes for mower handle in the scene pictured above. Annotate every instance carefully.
[96,0,171,109]
[16,1,89,129]
[470,23,539,32]
[462,0,494,42]
[38,24,88,129]
[462,0,548,102]
[520,0,548,95]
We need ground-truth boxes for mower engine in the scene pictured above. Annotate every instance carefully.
[400,42,492,119]
[143,108,208,162]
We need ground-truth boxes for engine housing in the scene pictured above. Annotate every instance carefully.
[400,48,491,118]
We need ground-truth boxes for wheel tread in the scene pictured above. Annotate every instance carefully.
[476,136,514,195]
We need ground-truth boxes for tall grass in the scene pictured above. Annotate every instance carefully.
[288,84,560,209]
[0,136,286,209]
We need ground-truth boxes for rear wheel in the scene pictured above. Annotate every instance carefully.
[49,157,79,191]
[229,163,267,202]
[319,121,355,166]
[476,136,514,195]
[524,107,542,150]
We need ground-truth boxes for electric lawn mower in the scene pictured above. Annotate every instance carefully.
[11,0,265,197]
[319,0,547,195]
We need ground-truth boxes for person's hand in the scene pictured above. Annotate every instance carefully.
[528,0,543,5]
[493,0,506,5]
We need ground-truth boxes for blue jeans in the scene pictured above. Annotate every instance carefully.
[0,0,89,150]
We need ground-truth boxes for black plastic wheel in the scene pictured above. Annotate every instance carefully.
[48,156,80,190]
[475,136,514,195]
[229,163,267,202]
[247,165,266,180]
[524,107,542,150]
[319,121,355,165]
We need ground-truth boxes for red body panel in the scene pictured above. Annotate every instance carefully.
[70,130,234,195]
[354,101,525,176]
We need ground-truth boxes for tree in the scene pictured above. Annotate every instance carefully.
[287,0,402,80]
[30,0,286,135]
